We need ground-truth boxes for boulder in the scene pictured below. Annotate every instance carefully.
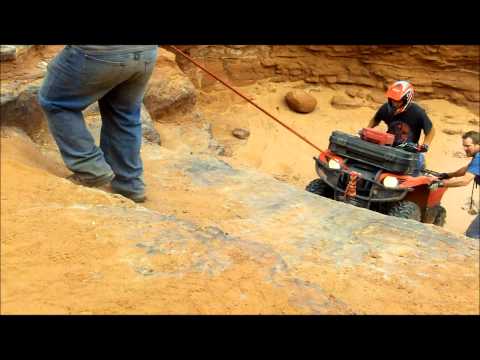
[0,80,49,143]
[143,48,197,119]
[0,82,161,146]
[285,90,317,113]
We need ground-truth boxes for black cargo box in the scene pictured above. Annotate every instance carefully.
[329,131,421,174]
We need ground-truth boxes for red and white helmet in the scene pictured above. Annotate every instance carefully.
[386,80,414,114]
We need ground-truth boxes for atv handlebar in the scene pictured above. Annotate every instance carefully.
[396,142,428,153]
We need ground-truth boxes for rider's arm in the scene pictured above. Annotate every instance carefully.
[368,103,388,128]
[367,117,381,128]
[423,126,435,147]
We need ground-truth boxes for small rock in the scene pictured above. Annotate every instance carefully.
[285,90,317,113]
[219,146,233,157]
[442,128,463,135]
[232,128,250,140]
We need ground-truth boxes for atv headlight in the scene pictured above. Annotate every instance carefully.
[383,176,399,188]
[328,159,341,170]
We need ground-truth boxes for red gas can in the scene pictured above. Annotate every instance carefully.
[360,128,394,146]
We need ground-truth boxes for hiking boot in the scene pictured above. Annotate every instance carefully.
[67,172,115,188]
[113,190,147,203]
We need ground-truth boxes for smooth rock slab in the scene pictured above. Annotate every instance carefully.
[2,140,478,314]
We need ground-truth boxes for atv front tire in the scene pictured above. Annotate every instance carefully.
[306,178,334,199]
[432,205,447,227]
[388,200,421,222]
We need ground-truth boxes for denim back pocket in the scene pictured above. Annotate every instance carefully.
[80,52,130,86]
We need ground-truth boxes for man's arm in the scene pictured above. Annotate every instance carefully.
[442,171,475,187]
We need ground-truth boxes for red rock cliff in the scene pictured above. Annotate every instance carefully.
[174,45,479,112]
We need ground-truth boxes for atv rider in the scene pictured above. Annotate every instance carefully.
[367,80,436,171]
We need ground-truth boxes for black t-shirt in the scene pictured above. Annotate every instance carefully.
[373,102,433,145]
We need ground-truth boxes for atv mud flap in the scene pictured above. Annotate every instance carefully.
[314,157,408,204]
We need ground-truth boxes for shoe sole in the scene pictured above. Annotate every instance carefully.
[68,173,115,187]
[122,193,146,203]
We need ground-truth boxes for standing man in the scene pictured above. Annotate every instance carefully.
[367,80,436,169]
[38,45,158,202]
[432,131,480,239]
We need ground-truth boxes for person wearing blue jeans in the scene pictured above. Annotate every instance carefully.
[432,131,480,239]
[38,45,158,202]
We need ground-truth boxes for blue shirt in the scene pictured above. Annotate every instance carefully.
[467,152,480,185]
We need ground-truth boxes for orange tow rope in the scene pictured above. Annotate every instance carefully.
[167,45,324,153]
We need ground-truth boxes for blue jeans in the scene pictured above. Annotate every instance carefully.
[466,214,480,239]
[38,45,158,195]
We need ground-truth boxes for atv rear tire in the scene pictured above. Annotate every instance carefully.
[388,200,421,222]
[306,178,333,199]
[432,205,447,227]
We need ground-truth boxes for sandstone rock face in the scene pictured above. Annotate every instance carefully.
[2,135,478,314]
[176,45,479,112]
[331,95,364,109]
[285,90,317,113]
[143,48,198,120]
[0,45,35,61]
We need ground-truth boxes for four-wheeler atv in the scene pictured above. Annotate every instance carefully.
[306,128,447,226]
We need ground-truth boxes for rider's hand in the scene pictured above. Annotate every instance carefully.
[418,144,429,152]
[437,172,450,180]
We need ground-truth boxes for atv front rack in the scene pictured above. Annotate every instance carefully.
[314,157,408,203]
